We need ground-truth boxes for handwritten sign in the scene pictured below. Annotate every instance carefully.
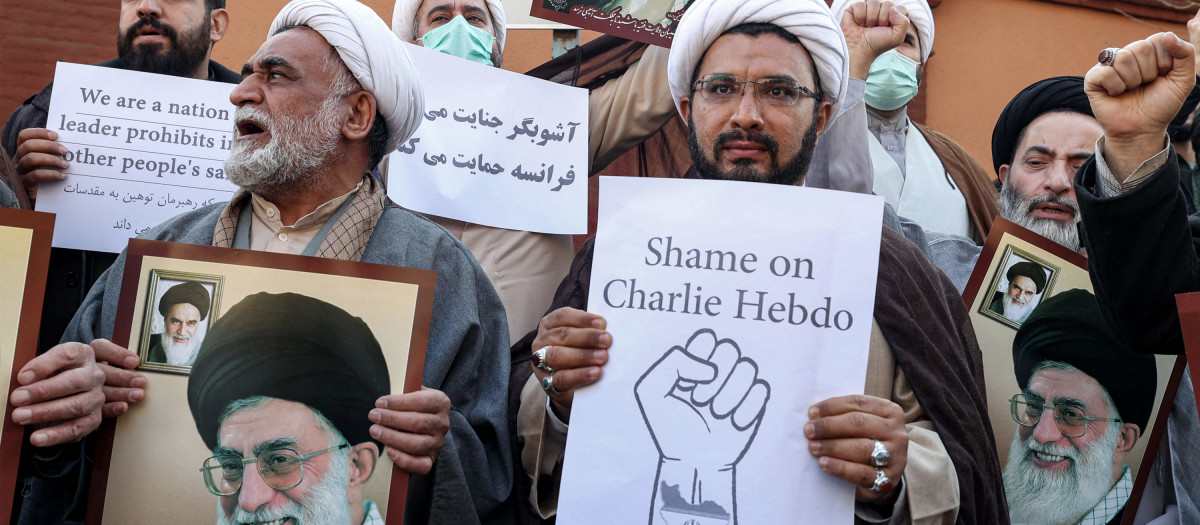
[386,44,587,234]
[37,62,238,252]
[557,177,884,524]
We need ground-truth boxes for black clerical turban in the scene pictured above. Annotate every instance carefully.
[187,292,390,451]
[991,76,1093,175]
[1006,261,1047,294]
[1012,289,1157,432]
[159,282,210,320]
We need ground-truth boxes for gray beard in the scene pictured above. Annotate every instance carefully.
[999,182,1082,253]
[160,333,199,366]
[215,445,353,525]
[225,95,344,200]
[1001,294,1035,323]
[1003,424,1120,524]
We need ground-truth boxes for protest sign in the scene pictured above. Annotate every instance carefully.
[557,177,884,524]
[962,219,1179,523]
[530,0,690,47]
[0,208,54,522]
[88,240,433,524]
[385,44,587,234]
[37,62,238,253]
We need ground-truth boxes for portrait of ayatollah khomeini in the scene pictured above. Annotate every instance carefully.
[187,292,391,525]
[988,260,1049,324]
[147,281,211,367]
[1003,289,1157,525]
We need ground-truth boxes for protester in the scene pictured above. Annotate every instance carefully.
[188,293,390,525]
[2,0,239,368]
[827,0,998,242]
[1003,290,1155,525]
[925,76,1100,292]
[390,0,679,345]
[1072,25,1200,524]
[513,0,1006,522]
[6,1,511,523]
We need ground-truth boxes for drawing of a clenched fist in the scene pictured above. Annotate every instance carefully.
[636,329,770,525]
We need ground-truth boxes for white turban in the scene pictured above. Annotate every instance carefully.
[667,0,848,119]
[269,0,425,153]
[391,0,507,53]
[829,0,934,62]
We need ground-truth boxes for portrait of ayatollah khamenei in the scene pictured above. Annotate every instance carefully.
[90,239,433,525]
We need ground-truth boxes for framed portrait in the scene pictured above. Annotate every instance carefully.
[529,0,696,47]
[87,239,435,525]
[963,218,1181,524]
[0,208,54,522]
[976,245,1060,330]
[135,270,224,374]
[1179,291,1200,418]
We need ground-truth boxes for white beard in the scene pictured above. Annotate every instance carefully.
[999,181,1082,253]
[161,333,200,366]
[1001,294,1036,323]
[215,445,353,525]
[224,94,344,199]
[1003,424,1120,524]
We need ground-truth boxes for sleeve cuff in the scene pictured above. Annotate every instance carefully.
[1094,135,1171,197]
[545,397,569,446]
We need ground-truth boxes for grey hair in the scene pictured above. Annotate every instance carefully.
[218,395,350,448]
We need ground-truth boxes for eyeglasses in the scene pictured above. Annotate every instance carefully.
[199,444,348,496]
[693,74,819,106]
[1010,393,1121,438]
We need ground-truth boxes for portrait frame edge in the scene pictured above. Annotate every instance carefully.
[976,244,1061,330]
[0,208,55,523]
[86,238,436,525]
[135,269,225,376]
[962,218,1088,305]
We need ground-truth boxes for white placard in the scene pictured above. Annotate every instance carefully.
[38,62,238,252]
[558,177,885,524]
[386,44,588,234]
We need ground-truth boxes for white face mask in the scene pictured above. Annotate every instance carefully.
[420,15,495,66]
[864,49,920,111]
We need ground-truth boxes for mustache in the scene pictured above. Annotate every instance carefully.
[713,130,779,158]
[124,17,178,46]
[1022,436,1080,464]
[1024,192,1079,218]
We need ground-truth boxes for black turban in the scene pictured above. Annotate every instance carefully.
[187,292,390,451]
[991,76,1094,176]
[158,281,210,320]
[1006,261,1047,294]
[1013,289,1157,432]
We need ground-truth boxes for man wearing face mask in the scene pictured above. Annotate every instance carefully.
[390,0,676,347]
[830,0,998,243]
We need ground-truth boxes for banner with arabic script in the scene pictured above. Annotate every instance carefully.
[530,0,694,47]
[386,44,588,234]
[37,62,238,253]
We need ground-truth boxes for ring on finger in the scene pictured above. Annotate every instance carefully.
[870,468,893,493]
[533,345,554,373]
[870,439,891,467]
[541,372,562,396]
[1098,47,1120,67]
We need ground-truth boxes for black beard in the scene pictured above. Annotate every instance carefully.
[117,17,211,78]
[686,110,819,186]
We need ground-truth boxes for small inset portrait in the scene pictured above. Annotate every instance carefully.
[980,247,1058,329]
[138,270,223,374]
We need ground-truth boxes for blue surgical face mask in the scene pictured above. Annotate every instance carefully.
[864,49,920,112]
[420,15,495,67]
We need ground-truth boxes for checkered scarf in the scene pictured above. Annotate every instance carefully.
[212,175,386,261]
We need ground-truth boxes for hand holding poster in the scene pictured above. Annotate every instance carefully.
[386,44,587,234]
[38,62,238,252]
[557,177,884,523]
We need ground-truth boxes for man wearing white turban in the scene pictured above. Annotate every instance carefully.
[388,0,677,348]
[512,0,1008,522]
[828,0,999,244]
[8,1,512,523]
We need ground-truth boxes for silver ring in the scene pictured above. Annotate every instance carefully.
[870,468,893,493]
[533,345,554,373]
[541,372,562,396]
[870,439,891,467]
[1098,47,1120,67]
